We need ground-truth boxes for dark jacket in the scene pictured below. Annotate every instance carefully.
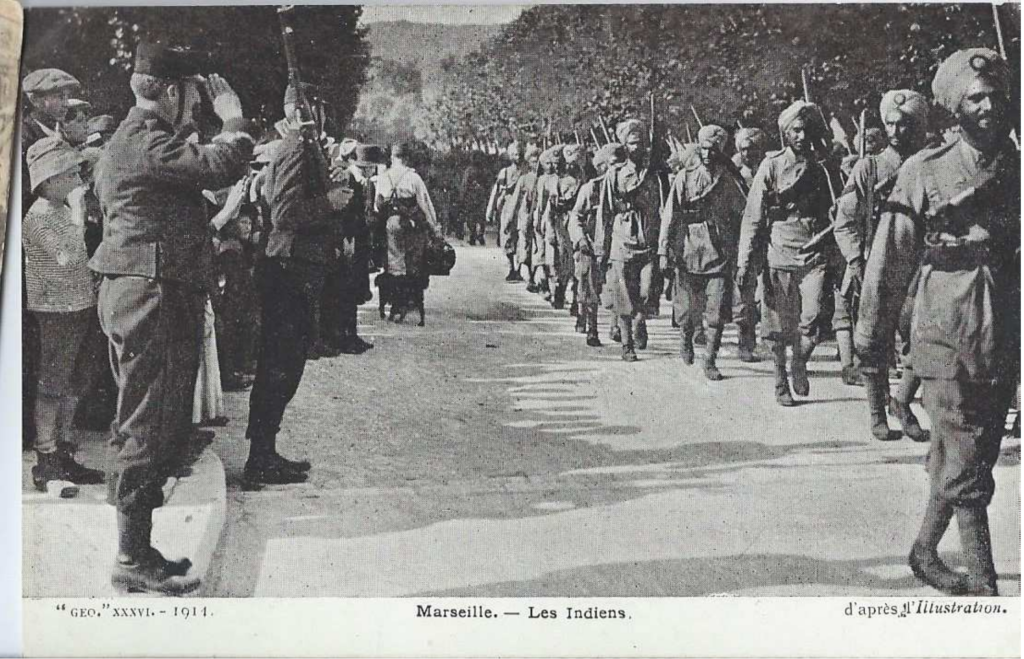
[90,107,252,292]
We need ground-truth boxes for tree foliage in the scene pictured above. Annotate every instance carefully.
[426,4,1019,148]
[23,6,371,136]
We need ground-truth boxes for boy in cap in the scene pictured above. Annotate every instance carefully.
[834,89,931,440]
[21,68,81,206]
[736,100,837,405]
[659,125,748,380]
[23,137,106,495]
[856,48,1018,597]
[91,42,253,595]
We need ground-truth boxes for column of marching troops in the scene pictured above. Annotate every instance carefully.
[486,48,1019,598]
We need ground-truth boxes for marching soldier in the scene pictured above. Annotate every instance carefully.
[542,144,580,310]
[736,101,836,405]
[731,127,769,361]
[569,142,624,347]
[91,43,253,594]
[856,48,1019,596]
[833,89,930,440]
[532,145,564,301]
[595,119,666,362]
[659,125,748,380]
[507,144,542,289]
[488,142,523,280]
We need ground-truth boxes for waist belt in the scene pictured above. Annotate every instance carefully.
[922,239,994,271]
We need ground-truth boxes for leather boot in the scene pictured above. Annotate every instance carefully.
[862,370,898,441]
[679,326,695,365]
[585,307,602,347]
[574,312,587,334]
[908,495,968,595]
[956,506,999,596]
[245,435,309,485]
[836,330,862,386]
[774,344,795,407]
[552,283,565,309]
[609,317,621,343]
[891,368,927,442]
[703,327,724,381]
[694,325,707,346]
[790,336,815,397]
[32,450,77,495]
[569,300,579,317]
[737,324,760,363]
[112,510,200,595]
[620,317,638,362]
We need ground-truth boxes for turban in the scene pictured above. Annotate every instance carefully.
[697,124,728,151]
[523,144,541,161]
[562,143,581,165]
[734,127,766,150]
[879,89,929,131]
[593,142,624,169]
[932,48,1008,114]
[615,118,644,143]
[778,100,824,134]
[539,144,565,166]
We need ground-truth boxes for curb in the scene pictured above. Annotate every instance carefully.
[22,447,227,598]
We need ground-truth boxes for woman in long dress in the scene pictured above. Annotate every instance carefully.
[375,142,442,326]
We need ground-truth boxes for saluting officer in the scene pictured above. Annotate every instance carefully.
[856,48,1019,597]
[91,43,253,595]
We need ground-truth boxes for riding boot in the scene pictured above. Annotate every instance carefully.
[908,495,968,595]
[862,369,898,441]
[891,366,927,442]
[112,508,200,594]
[620,316,637,362]
[774,343,795,407]
[703,326,724,381]
[956,505,999,596]
[790,336,816,397]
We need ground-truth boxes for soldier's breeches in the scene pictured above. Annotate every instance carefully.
[734,274,759,330]
[247,259,324,444]
[673,269,731,331]
[922,379,1013,507]
[603,258,656,318]
[831,285,854,332]
[761,264,826,344]
[98,276,204,513]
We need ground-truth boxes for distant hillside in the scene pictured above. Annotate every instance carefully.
[364,20,502,89]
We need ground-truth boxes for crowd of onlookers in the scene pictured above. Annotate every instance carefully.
[19,66,506,495]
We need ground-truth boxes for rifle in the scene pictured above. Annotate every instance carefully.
[277,5,331,193]
[650,92,666,207]
[599,116,613,143]
[591,127,602,147]
[690,104,704,129]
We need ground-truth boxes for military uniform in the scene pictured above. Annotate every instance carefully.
[659,132,747,378]
[489,162,521,273]
[541,157,578,308]
[511,164,540,284]
[737,102,835,404]
[856,48,1018,596]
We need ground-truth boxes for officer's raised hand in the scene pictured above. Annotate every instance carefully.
[205,74,243,123]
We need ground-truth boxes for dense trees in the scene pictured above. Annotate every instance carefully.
[23,6,370,136]
[427,4,1019,148]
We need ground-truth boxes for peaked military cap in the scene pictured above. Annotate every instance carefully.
[23,68,80,96]
[134,42,206,80]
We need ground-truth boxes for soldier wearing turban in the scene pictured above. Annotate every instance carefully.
[593,119,668,361]
[569,142,625,346]
[856,49,1018,597]
[539,145,580,311]
[658,125,747,379]
[531,145,566,301]
[736,100,837,406]
[506,144,542,287]
[733,127,767,188]
[487,141,524,280]
[833,88,932,439]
